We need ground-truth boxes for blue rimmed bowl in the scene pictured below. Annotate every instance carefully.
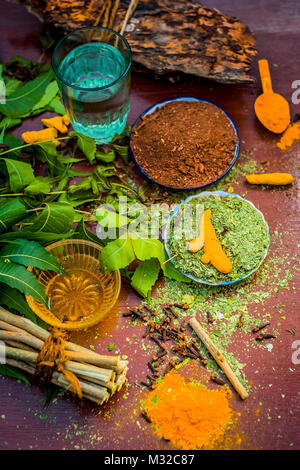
[163,190,270,286]
[129,97,240,191]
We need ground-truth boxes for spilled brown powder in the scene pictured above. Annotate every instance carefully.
[131,101,238,189]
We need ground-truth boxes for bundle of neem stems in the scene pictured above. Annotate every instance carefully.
[0,308,128,405]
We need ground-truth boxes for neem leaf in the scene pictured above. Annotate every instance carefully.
[100,236,135,271]
[0,198,27,234]
[33,142,63,177]
[95,148,116,163]
[4,80,23,97]
[24,176,57,195]
[43,383,63,409]
[0,69,54,117]
[0,230,74,244]
[70,131,96,164]
[131,236,165,264]
[131,258,161,297]
[113,144,129,163]
[162,258,191,283]
[0,284,43,325]
[75,218,103,245]
[0,364,30,385]
[31,80,59,113]
[0,259,47,304]
[47,96,66,115]
[3,158,35,192]
[95,205,130,228]
[0,116,21,132]
[29,202,75,233]
[2,133,22,156]
[0,239,63,272]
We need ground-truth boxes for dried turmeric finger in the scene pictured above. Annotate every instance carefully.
[41,116,68,133]
[200,209,232,274]
[22,128,58,144]
[246,173,294,185]
[189,212,204,252]
[62,113,70,126]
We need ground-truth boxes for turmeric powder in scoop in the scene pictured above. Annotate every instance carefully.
[254,59,290,134]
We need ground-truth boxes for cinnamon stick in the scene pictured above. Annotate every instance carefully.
[0,308,128,404]
[189,317,249,400]
[0,308,123,371]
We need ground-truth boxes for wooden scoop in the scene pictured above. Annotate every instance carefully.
[254,59,290,134]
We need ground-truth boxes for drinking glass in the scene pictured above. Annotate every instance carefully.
[52,26,132,143]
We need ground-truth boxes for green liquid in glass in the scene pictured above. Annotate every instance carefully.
[59,43,130,142]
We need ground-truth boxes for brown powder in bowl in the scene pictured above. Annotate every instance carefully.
[130,100,238,189]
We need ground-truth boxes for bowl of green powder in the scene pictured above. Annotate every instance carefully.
[164,191,270,285]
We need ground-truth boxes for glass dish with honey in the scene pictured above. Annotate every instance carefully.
[26,239,121,330]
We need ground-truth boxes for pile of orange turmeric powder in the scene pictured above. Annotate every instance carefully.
[277,121,300,150]
[141,370,234,450]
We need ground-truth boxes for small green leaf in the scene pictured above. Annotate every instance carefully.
[152,395,158,404]
[212,330,222,337]
[32,81,59,112]
[0,69,54,117]
[70,131,96,164]
[0,259,47,304]
[0,364,30,385]
[100,236,135,271]
[24,176,58,195]
[47,96,65,115]
[108,343,114,351]
[0,198,27,234]
[131,237,165,263]
[131,258,160,297]
[75,218,103,245]
[162,259,191,283]
[0,285,43,325]
[95,148,116,163]
[3,158,35,192]
[113,144,129,163]
[96,205,130,228]
[0,239,63,272]
[0,116,21,132]
[43,383,63,408]
[29,202,75,233]
[4,80,22,97]
[33,142,63,177]
[2,133,22,156]
[0,230,74,244]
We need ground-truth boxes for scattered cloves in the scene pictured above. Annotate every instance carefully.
[210,374,225,385]
[255,333,276,341]
[252,322,270,333]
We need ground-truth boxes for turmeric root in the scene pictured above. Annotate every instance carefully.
[22,128,58,144]
[62,114,70,126]
[246,173,294,185]
[41,116,69,134]
[189,212,204,252]
[200,209,232,274]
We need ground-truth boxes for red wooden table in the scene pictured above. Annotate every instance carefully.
[0,0,299,450]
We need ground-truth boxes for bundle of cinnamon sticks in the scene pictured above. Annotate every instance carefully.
[0,307,128,405]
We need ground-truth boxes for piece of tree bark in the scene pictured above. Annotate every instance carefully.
[9,0,257,83]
